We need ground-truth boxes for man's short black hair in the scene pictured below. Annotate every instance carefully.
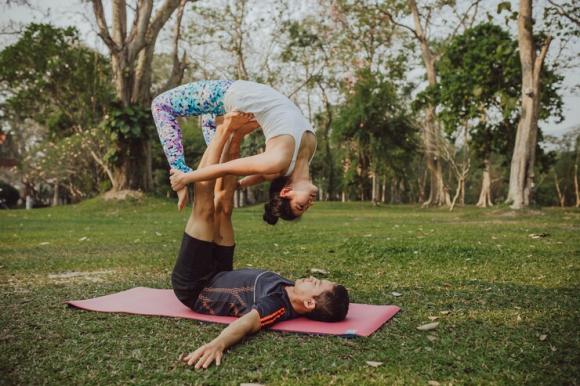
[306,284,349,322]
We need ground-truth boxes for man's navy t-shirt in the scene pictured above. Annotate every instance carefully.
[192,269,298,328]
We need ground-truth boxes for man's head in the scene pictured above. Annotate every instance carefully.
[292,277,349,322]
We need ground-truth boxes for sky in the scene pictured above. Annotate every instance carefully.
[1,0,578,138]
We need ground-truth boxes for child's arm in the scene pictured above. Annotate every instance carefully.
[181,309,261,369]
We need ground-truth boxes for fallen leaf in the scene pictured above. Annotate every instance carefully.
[366,361,383,367]
[428,381,441,386]
[427,335,438,342]
[391,291,402,297]
[417,322,439,331]
[310,268,329,275]
[439,310,451,315]
[550,345,557,352]
[539,334,547,341]
[428,316,439,321]
[528,233,549,239]
[78,237,88,241]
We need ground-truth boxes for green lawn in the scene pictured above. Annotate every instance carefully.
[1,198,578,385]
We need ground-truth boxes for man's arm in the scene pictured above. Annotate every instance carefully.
[172,112,256,211]
[238,174,266,189]
[181,309,261,369]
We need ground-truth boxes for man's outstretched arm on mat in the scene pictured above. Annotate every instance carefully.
[181,309,261,369]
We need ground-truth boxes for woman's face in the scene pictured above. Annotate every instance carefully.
[279,181,319,216]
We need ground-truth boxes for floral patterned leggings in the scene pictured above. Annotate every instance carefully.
[151,80,234,173]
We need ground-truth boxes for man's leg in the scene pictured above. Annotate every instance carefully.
[212,136,241,271]
[172,126,233,308]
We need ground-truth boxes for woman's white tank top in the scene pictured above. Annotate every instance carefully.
[224,80,314,176]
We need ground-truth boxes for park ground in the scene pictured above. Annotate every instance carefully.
[0,198,578,385]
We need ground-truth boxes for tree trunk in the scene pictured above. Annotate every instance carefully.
[381,175,387,203]
[476,158,493,207]
[575,143,579,207]
[92,0,183,192]
[371,172,378,204]
[506,0,552,209]
[52,181,59,207]
[449,176,464,211]
[407,0,449,207]
[553,173,565,207]
[390,176,402,204]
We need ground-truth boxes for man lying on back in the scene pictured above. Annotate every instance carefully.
[170,112,349,369]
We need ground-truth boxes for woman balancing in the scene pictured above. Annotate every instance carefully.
[152,80,318,225]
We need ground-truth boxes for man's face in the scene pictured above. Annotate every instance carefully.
[294,276,335,299]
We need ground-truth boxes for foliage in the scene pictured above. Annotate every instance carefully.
[0,180,20,208]
[0,23,113,137]
[334,69,417,194]
[100,103,155,165]
[421,23,563,168]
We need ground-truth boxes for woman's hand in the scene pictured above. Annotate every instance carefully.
[180,340,225,369]
[176,187,188,212]
[170,169,189,191]
[222,111,256,134]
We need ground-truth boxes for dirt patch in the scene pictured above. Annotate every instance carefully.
[103,190,144,201]
[47,270,115,283]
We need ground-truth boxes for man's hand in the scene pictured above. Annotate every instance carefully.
[180,341,225,369]
[170,169,189,191]
[176,187,188,212]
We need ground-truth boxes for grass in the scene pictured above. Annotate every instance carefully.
[0,198,578,385]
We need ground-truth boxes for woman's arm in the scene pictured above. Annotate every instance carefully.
[180,309,261,369]
[171,151,285,190]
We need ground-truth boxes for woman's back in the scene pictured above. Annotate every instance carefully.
[224,81,313,142]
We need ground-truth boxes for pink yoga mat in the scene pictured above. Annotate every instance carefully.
[66,287,400,337]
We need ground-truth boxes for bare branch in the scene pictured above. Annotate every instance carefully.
[547,0,580,26]
[448,0,483,41]
[112,0,128,46]
[378,6,420,40]
[533,34,553,88]
[91,0,119,51]
[127,0,153,63]
[146,0,181,44]
[162,0,188,92]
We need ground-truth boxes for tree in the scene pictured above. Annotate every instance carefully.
[505,0,553,208]
[0,23,114,203]
[432,23,521,208]
[381,0,483,207]
[90,0,190,191]
[333,69,417,202]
